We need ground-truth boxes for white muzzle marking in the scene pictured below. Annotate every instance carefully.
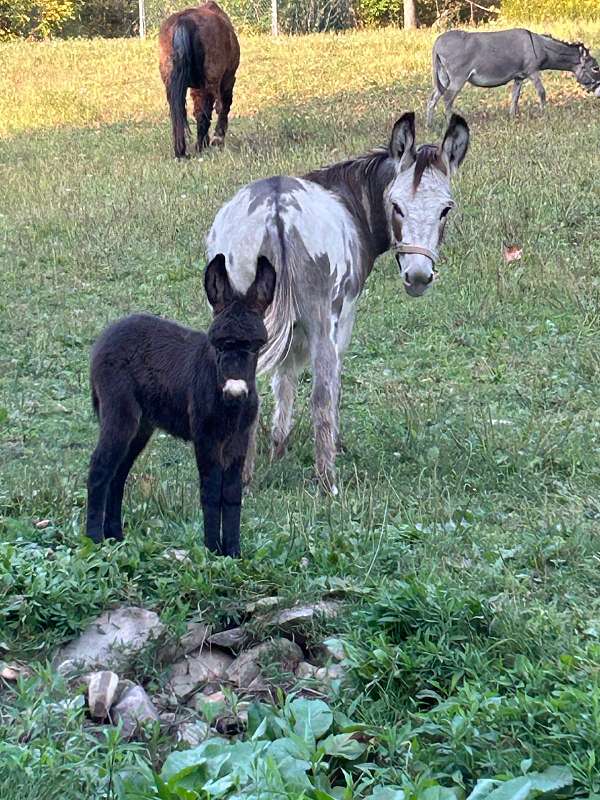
[223,379,248,398]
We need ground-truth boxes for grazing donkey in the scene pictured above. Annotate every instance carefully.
[207,112,469,494]
[86,254,276,557]
[159,1,240,157]
[427,28,600,126]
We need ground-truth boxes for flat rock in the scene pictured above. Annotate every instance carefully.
[158,622,211,663]
[245,596,282,614]
[266,602,340,632]
[87,670,119,720]
[295,661,318,679]
[168,647,233,701]
[226,638,303,689]
[112,685,159,739]
[208,627,248,650]
[55,607,164,673]
[177,720,211,747]
[319,637,346,662]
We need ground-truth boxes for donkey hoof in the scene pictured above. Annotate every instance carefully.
[210,134,224,147]
[86,530,104,544]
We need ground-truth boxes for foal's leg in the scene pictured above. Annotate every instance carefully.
[530,72,546,111]
[510,78,523,117]
[194,445,223,554]
[103,422,153,541]
[309,335,340,495]
[221,455,244,558]
[86,401,140,543]
[212,73,236,146]
[190,88,214,152]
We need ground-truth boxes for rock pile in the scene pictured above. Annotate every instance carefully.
[50,597,347,743]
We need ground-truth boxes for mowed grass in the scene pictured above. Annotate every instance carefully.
[2,19,600,799]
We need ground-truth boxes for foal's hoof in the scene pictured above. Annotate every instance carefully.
[210,134,224,147]
[195,137,209,152]
[86,530,104,544]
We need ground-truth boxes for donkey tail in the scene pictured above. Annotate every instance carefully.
[168,20,204,157]
[257,229,298,376]
[432,49,449,95]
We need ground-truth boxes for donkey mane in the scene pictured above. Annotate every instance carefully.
[305,146,391,188]
[412,144,446,191]
[541,33,586,53]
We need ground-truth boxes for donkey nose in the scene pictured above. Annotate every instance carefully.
[223,379,248,399]
[404,267,435,297]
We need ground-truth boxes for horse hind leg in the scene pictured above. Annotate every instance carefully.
[212,73,236,146]
[191,88,214,151]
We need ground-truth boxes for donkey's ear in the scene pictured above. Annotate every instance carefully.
[390,112,416,170]
[204,253,234,313]
[441,114,470,175]
[246,256,276,315]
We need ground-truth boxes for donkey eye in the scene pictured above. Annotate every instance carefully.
[440,206,452,219]
[392,203,404,218]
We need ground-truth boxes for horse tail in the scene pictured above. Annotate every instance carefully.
[168,20,204,156]
[257,224,298,376]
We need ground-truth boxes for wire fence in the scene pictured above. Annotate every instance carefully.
[139,0,276,34]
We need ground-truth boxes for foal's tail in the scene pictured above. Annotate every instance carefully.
[257,228,299,376]
[168,20,204,157]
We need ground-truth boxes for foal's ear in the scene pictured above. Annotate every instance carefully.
[246,256,276,315]
[441,114,470,175]
[390,112,416,170]
[204,253,234,313]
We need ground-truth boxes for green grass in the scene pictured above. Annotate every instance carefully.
[2,19,600,800]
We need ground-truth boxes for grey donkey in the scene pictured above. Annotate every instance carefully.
[427,28,600,125]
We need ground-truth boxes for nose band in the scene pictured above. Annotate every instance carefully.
[394,243,439,265]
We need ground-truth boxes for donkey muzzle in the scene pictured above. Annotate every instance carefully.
[223,379,249,399]
[395,244,439,298]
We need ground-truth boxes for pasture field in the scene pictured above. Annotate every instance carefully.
[2,19,600,800]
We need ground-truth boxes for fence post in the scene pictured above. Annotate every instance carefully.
[271,0,278,35]
[139,0,146,38]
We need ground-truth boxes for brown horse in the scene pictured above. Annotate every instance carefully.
[159,1,240,158]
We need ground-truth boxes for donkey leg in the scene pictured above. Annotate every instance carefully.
[103,422,153,541]
[510,79,523,117]
[271,368,298,461]
[442,80,466,119]
[426,87,442,128]
[194,445,223,554]
[191,88,214,152]
[530,72,546,111]
[212,74,236,146]
[310,337,340,496]
[86,404,140,543]
[221,456,244,558]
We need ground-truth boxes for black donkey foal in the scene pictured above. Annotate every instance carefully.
[85,254,276,557]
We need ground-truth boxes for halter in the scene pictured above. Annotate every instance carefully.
[394,243,439,265]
